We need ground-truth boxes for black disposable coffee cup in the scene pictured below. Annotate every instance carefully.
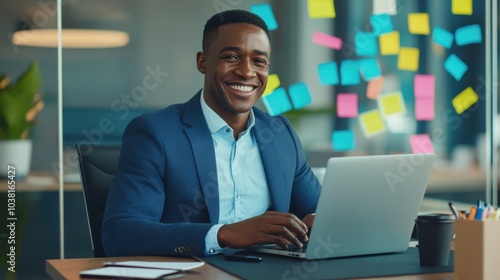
[415,214,454,266]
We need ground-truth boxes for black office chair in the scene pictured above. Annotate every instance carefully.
[76,144,121,257]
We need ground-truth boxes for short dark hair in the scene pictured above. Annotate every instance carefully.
[202,9,270,53]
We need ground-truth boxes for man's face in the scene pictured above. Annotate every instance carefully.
[197,23,270,119]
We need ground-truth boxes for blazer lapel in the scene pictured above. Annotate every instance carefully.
[253,113,287,212]
[182,91,220,223]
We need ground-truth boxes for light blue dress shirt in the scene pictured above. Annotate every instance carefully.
[200,91,271,255]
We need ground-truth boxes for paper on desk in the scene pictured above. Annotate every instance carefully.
[80,267,178,279]
[104,260,204,270]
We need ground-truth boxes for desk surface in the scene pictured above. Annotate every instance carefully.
[46,255,454,280]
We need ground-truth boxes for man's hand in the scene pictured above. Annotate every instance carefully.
[217,211,309,249]
[302,213,315,232]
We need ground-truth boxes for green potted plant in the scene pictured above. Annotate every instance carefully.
[0,61,43,178]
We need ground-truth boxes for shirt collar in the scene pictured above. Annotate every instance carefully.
[200,89,255,135]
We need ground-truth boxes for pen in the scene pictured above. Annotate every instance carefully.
[448,202,460,219]
[468,207,477,221]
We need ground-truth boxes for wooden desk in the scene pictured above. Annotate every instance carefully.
[46,256,454,280]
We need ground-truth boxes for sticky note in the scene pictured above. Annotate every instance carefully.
[373,0,397,15]
[317,61,339,85]
[378,92,406,117]
[370,14,394,36]
[336,93,358,118]
[367,76,384,100]
[415,98,435,120]
[455,24,482,46]
[359,58,382,81]
[332,130,355,151]
[410,134,435,154]
[433,27,454,49]
[312,31,342,50]
[289,82,312,110]
[308,0,336,18]
[452,0,473,15]
[408,13,430,35]
[263,74,281,96]
[251,4,278,31]
[379,31,400,55]
[452,86,479,114]
[340,60,361,86]
[444,54,468,81]
[359,109,386,137]
[262,87,292,116]
[398,47,419,71]
[414,74,435,98]
[355,32,378,56]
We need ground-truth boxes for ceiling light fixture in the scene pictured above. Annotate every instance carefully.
[12,28,129,48]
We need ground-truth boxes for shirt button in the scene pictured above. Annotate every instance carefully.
[236,194,241,199]
[209,248,216,254]
[226,128,231,132]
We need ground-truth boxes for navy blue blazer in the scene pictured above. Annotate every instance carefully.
[102,91,321,257]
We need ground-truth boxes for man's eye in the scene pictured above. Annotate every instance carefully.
[224,55,238,61]
[254,59,268,67]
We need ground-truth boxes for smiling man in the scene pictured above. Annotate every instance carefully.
[102,9,321,257]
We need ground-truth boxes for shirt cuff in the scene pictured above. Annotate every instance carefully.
[205,224,225,255]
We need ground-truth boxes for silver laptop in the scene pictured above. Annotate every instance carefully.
[252,153,435,260]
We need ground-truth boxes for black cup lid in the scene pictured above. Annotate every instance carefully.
[416,213,454,223]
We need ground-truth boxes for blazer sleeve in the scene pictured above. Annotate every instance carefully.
[280,115,321,219]
[101,115,213,257]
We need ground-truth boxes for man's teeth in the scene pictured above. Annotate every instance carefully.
[229,85,253,92]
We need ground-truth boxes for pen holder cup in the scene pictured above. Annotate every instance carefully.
[454,220,500,280]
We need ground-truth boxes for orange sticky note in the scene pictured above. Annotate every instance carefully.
[398,47,419,71]
[408,13,430,35]
[452,86,479,114]
[378,92,406,117]
[452,0,473,15]
[308,0,336,18]
[359,109,386,137]
[367,77,384,100]
[410,134,435,154]
[263,74,280,96]
[379,31,400,55]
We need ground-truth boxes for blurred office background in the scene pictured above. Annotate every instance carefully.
[0,0,498,279]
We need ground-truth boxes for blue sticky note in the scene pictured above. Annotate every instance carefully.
[433,27,454,49]
[355,32,377,56]
[317,61,339,85]
[444,54,468,81]
[455,24,482,46]
[251,4,278,31]
[359,58,382,81]
[332,130,355,151]
[370,13,394,36]
[289,82,312,110]
[340,60,361,86]
[262,87,292,116]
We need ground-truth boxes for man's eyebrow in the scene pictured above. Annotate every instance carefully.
[219,46,269,58]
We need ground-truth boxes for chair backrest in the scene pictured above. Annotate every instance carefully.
[76,144,121,257]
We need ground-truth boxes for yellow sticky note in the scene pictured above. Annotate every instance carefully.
[379,31,400,55]
[398,47,419,71]
[408,13,430,35]
[359,109,386,137]
[452,0,473,15]
[452,86,479,114]
[378,92,406,117]
[308,0,336,19]
[263,74,280,97]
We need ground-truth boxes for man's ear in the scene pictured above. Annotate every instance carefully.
[196,51,207,74]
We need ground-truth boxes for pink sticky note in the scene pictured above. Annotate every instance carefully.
[414,74,435,98]
[415,98,435,120]
[337,93,358,118]
[366,77,384,100]
[410,134,434,154]
[312,31,343,50]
